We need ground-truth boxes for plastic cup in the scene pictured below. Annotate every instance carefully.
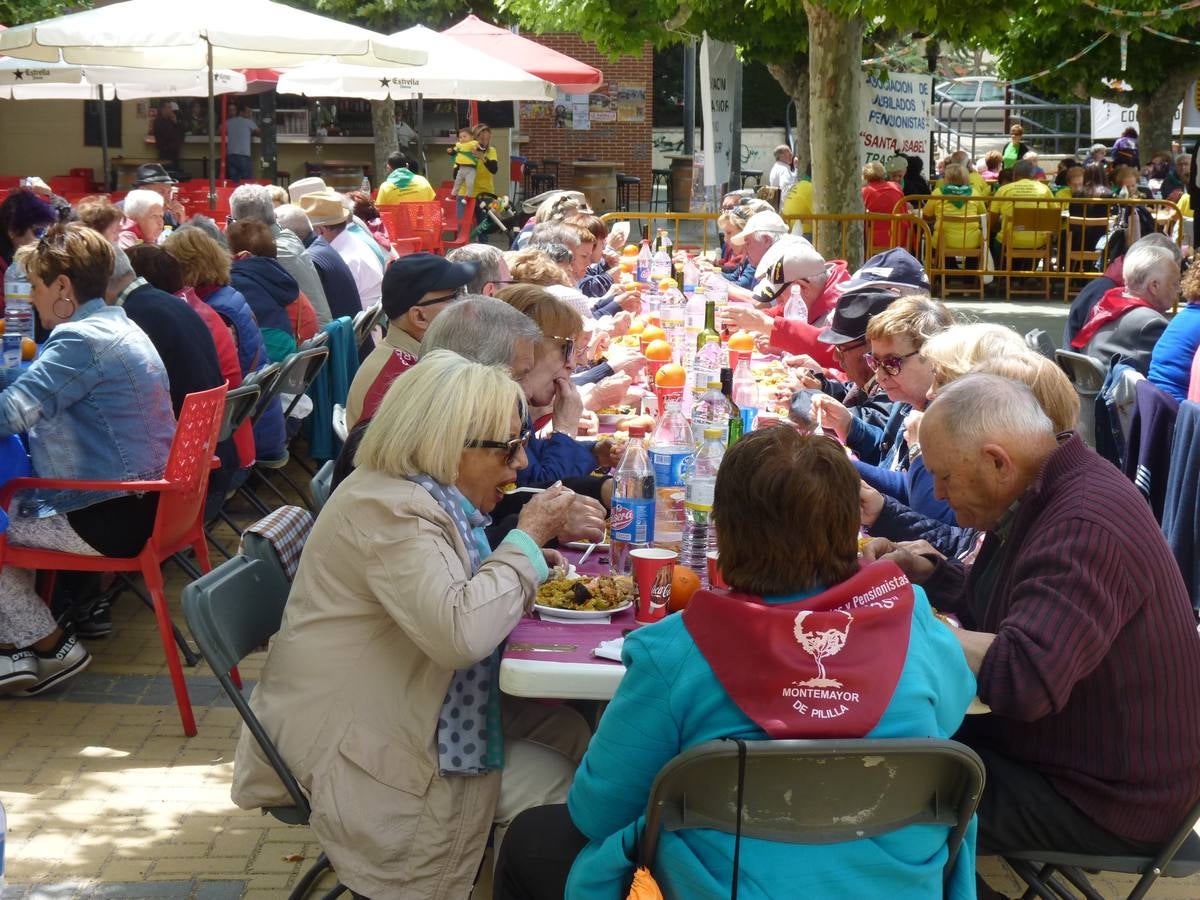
[646,359,665,384]
[656,385,684,407]
[728,349,751,370]
[706,551,728,590]
[631,548,677,624]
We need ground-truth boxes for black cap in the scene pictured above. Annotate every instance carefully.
[817,288,899,345]
[134,163,177,186]
[381,252,478,320]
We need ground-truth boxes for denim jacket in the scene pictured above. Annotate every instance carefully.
[0,299,175,517]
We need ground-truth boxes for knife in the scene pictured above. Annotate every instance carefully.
[507,642,579,653]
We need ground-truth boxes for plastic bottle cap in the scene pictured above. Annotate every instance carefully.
[707,381,722,389]
[704,428,725,439]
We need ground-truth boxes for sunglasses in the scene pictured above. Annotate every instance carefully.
[864,349,920,377]
[549,335,575,364]
[465,429,531,465]
[413,286,467,308]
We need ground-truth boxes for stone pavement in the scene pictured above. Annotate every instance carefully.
[1,381,1198,900]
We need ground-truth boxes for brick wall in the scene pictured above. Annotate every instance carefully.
[520,34,653,205]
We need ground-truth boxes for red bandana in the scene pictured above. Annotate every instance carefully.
[683,561,914,738]
[361,349,418,423]
[1071,286,1157,349]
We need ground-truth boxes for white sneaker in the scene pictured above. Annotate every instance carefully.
[22,634,90,695]
[0,648,38,692]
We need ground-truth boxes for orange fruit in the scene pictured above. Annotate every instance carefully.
[0,320,6,335]
[627,317,645,335]
[644,339,672,362]
[622,244,639,256]
[641,325,666,344]
[21,337,35,361]
[658,278,677,292]
[668,565,702,612]
[655,362,687,388]
[728,330,755,351]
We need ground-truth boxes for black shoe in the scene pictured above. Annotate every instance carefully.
[70,600,113,639]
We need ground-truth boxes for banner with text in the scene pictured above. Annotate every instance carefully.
[1091,81,1200,139]
[860,72,931,166]
[700,33,737,187]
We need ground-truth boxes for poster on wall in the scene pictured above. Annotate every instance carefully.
[859,71,930,166]
[520,100,554,121]
[552,89,591,129]
[589,86,616,123]
[699,33,737,187]
[616,84,646,123]
[1090,81,1200,139]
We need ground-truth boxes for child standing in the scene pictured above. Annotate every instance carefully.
[448,126,480,217]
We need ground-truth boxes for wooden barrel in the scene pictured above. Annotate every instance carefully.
[573,162,618,213]
[669,156,693,213]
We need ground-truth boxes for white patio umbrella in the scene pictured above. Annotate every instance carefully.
[0,0,425,201]
[0,59,248,182]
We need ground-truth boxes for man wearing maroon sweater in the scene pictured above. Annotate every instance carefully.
[867,374,1200,871]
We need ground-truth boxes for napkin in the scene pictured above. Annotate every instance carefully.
[593,637,625,662]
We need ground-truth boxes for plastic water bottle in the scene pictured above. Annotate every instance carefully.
[691,380,730,447]
[691,340,724,414]
[1,796,7,898]
[732,356,760,434]
[610,425,655,577]
[651,242,671,283]
[682,256,699,295]
[683,427,725,585]
[658,279,688,366]
[783,282,809,321]
[360,175,371,193]
[649,400,692,554]
[3,260,35,368]
[635,239,653,285]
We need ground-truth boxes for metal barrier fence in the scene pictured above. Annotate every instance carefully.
[602,197,1183,302]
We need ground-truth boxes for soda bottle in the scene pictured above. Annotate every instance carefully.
[610,425,655,576]
[731,356,760,434]
[721,367,743,446]
[691,380,730,447]
[783,282,809,321]
[683,427,726,586]
[635,239,653,285]
[649,400,692,554]
[3,259,35,368]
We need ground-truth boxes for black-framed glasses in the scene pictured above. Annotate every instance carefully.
[464,429,531,465]
[414,286,467,308]
[833,337,868,356]
[549,335,575,364]
[864,349,920,377]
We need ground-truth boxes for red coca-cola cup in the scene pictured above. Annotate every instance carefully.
[727,349,751,371]
[706,550,728,590]
[631,548,677,624]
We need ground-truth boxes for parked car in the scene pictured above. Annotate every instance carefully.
[935,77,1008,133]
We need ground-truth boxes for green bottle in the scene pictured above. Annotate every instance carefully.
[696,299,720,352]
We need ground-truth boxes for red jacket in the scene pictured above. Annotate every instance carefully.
[763,260,850,366]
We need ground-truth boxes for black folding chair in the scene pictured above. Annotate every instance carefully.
[1025,328,1056,361]
[641,738,985,896]
[202,382,262,561]
[1055,349,1107,448]
[351,303,385,356]
[181,556,347,900]
[1002,798,1200,900]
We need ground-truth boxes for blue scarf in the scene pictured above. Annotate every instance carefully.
[407,474,505,776]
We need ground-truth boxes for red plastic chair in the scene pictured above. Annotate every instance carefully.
[443,202,477,251]
[49,176,88,195]
[390,238,422,260]
[377,202,445,255]
[0,383,229,737]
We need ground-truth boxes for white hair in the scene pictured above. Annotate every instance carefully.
[1131,231,1183,265]
[420,295,541,368]
[926,373,1054,447]
[530,222,580,248]
[229,184,276,225]
[124,189,164,220]
[108,245,134,284]
[447,243,504,294]
[274,204,312,241]
[1123,243,1179,296]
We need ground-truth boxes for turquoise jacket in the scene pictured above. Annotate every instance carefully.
[565,585,978,900]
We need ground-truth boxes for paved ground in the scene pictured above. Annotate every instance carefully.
[2,327,1196,899]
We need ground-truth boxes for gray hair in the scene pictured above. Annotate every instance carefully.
[1132,231,1184,265]
[176,214,228,249]
[420,295,542,368]
[1012,159,1036,180]
[1123,243,1179,296]
[124,189,164,220]
[529,222,580,248]
[229,184,276,225]
[1176,153,1192,167]
[532,242,573,266]
[274,204,312,241]
[885,155,908,176]
[108,245,134,285]
[447,243,504,293]
[925,373,1054,447]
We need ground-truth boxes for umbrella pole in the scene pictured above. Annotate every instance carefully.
[98,86,110,191]
[207,39,216,209]
[416,92,426,175]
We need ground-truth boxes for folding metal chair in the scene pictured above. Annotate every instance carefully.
[1055,349,1107,447]
[641,737,985,895]
[310,460,334,511]
[1025,328,1056,361]
[204,381,262,561]
[351,303,386,356]
[181,556,347,899]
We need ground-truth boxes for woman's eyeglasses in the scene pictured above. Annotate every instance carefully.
[464,429,531,465]
[864,349,920,377]
[549,336,575,364]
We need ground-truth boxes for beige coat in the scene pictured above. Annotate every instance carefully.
[232,468,568,898]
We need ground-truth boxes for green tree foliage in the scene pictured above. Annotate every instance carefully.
[290,0,505,32]
[0,0,88,26]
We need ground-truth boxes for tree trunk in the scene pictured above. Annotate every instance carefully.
[767,58,810,176]
[803,2,864,266]
[1136,67,1200,159]
[371,99,399,191]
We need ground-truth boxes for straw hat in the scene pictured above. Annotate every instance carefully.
[297,188,350,226]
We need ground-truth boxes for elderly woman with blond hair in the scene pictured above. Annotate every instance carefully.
[233,349,591,899]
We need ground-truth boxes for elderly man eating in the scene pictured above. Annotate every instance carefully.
[867,374,1200,890]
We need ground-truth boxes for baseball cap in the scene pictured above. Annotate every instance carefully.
[837,248,930,295]
[381,253,477,320]
[751,237,827,304]
[730,210,788,247]
[817,288,900,344]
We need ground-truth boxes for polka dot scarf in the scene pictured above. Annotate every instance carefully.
[408,474,505,776]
